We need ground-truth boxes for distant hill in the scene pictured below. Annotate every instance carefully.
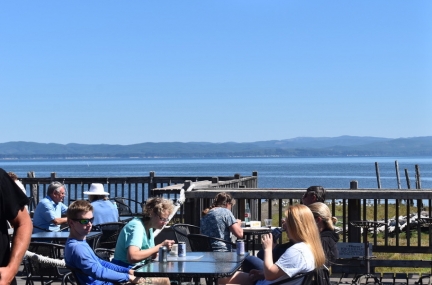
[0,136,431,159]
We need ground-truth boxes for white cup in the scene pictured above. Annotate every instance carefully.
[170,244,178,256]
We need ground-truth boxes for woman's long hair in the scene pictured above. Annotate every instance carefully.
[308,202,337,230]
[202,192,235,216]
[285,204,326,268]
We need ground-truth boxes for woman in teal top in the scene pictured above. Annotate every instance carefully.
[112,197,175,284]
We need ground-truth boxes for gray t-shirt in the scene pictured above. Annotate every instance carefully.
[200,207,237,251]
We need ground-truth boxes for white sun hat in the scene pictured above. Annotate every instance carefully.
[83,183,110,195]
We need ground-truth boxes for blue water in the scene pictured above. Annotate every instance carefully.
[1,157,432,189]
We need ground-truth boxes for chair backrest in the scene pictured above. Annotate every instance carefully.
[187,233,236,252]
[171,223,200,252]
[93,222,125,249]
[269,270,316,285]
[187,234,214,252]
[111,197,144,216]
[94,248,115,261]
[65,266,88,285]
[26,242,67,285]
[111,197,133,216]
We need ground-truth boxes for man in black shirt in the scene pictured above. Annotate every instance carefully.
[0,168,32,285]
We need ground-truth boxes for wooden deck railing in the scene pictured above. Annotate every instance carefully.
[20,171,258,214]
[172,181,432,273]
[20,170,432,273]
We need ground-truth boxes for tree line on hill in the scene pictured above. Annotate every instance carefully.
[0,136,431,159]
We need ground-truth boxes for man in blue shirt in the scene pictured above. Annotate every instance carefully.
[32,181,68,232]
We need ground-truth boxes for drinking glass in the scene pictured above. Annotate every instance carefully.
[264,219,272,228]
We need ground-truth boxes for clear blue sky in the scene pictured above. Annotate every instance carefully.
[1,1,431,145]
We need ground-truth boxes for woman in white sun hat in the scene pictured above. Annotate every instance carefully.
[84,183,119,225]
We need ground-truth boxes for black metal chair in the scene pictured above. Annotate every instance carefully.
[25,242,69,285]
[94,248,115,262]
[187,233,236,252]
[110,197,144,216]
[92,222,125,249]
[171,223,200,252]
[268,270,316,285]
[349,221,385,285]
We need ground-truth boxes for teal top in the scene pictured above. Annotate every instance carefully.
[113,217,154,266]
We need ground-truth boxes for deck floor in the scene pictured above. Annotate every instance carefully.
[16,264,430,285]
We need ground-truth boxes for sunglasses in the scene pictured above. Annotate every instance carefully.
[157,214,170,223]
[72,217,94,225]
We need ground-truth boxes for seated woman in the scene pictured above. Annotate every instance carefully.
[307,202,339,285]
[112,197,175,285]
[64,200,144,285]
[219,204,325,285]
[200,192,243,252]
[84,183,119,225]
[307,202,339,267]
[242,202,339,274]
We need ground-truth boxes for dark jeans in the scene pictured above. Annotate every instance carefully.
[242,242,293,272]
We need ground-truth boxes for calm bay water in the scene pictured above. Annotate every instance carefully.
[1,157,432,189]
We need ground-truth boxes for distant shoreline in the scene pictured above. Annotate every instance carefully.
[1,154,431,161]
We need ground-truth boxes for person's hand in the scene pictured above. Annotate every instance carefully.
[129,275,145,284]
[0,266,16,285]
[261,233,273,250]
[249,269,264,282]
[162,239,175,250]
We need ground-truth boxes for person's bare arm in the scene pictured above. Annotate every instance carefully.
[0,208,32,285]
[52,217,67,225]
[262,233,285,281]
[127,240,175,264]
[230,219,243,238]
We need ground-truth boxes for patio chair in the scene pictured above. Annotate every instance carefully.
[92,222,125,249]
[62,271,78,285]
[111,197,144,216]
[25,242,69,285]
[170,223,200,252]
[268,269,315,285]
[187,233,236,252]
[94,248,115,262]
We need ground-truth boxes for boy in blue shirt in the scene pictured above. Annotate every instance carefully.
[65,200,145,285]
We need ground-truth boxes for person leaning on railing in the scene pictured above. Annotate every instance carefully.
[200,192,243,252]
[112,197,174,285]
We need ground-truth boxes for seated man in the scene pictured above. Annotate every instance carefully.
[84,183,119,225]
[65,200,144,285]
[302,185,326,206]
[32,181,68,232]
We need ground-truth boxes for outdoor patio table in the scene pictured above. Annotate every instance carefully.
[242,227,273,255]
[134,251,249,285]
